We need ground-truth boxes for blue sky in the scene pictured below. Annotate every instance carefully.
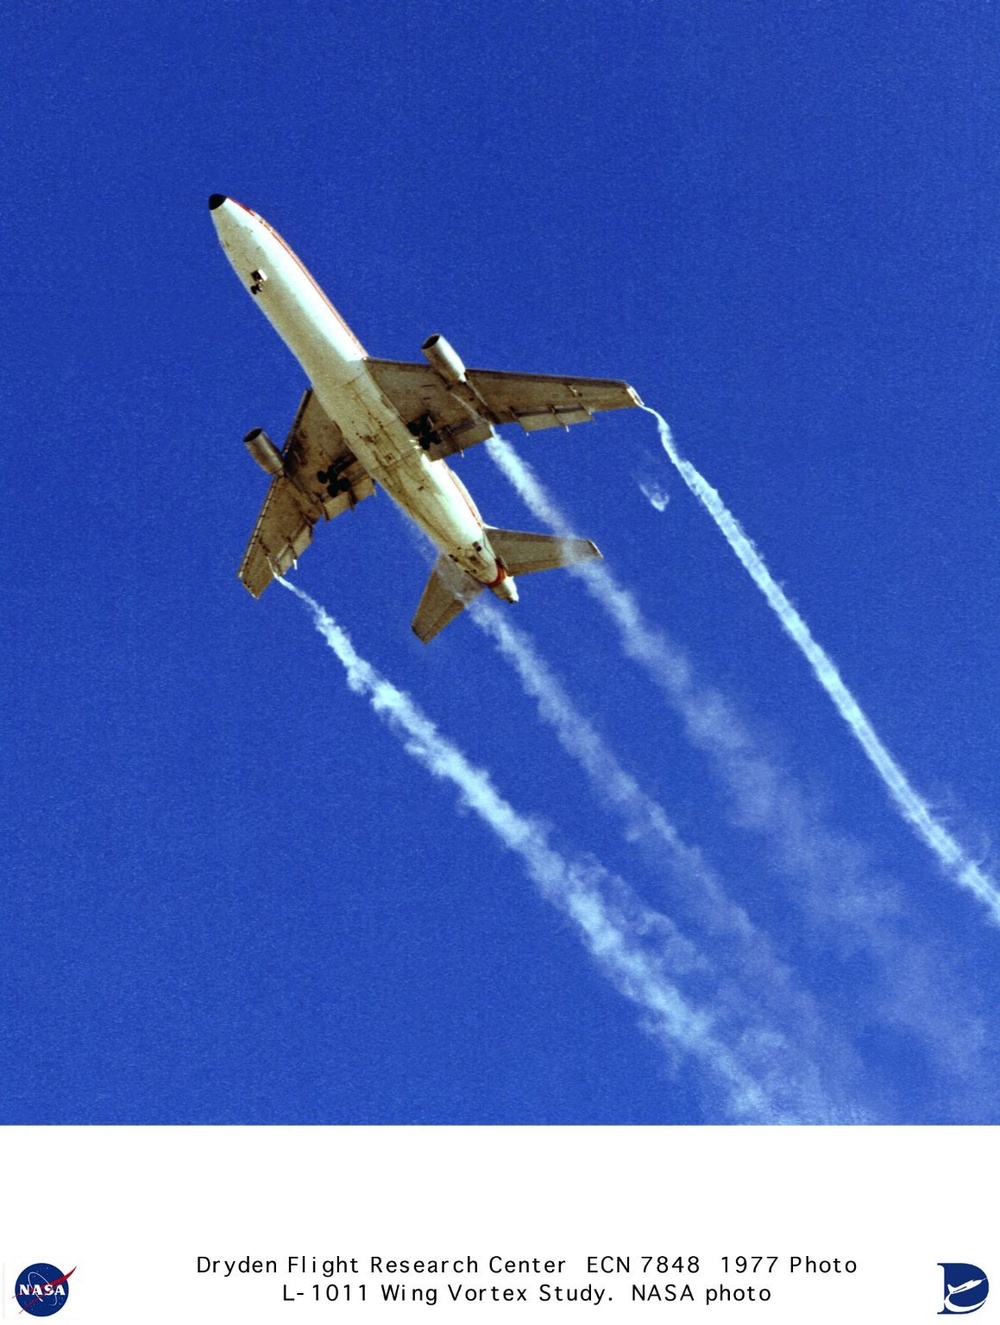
[4,1,1000,1124]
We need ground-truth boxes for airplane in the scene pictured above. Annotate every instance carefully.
[209,194,643,640]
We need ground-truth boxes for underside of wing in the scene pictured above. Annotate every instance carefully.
[366,357,641,461]
[465,367,642,432]
[365,359,494,461]
[238,389,374,597]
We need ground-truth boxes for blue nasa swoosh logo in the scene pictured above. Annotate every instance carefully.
[940,1264,989,1316]
[13,1264,75,1317]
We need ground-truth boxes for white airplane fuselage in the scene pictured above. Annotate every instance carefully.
[210,197,517,600]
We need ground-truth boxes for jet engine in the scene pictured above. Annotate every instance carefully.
[422,334,467,385]
[244,428,285,476]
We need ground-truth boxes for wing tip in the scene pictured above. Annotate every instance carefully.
[238,568,270,598]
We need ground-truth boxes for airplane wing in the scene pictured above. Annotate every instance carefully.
[466,367,643,431]
[365,359,495,460]
[238,389,375,596]
[365,359,641,461]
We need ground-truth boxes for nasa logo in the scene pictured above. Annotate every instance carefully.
[939,1264,989,1316]
[14,1264,74,1317]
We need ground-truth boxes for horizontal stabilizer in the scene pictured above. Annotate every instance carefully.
[412,556,485,643]
[485,527,601,576]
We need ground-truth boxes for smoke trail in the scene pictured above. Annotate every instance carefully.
[466,597,864,1091]
[278,577,832,1122]
[485,432,775,761]
[642,406,1000,926]
[639,479,670,511]
[484,433,994,1091]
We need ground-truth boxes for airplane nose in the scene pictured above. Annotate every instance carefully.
[208,193,227,211]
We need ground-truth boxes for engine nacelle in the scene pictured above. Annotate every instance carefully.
[422,334,467,386]
[244,427,285,476]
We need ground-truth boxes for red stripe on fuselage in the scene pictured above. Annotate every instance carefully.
[237,202,367,357]
[444,465,483,529]
[442,467,505,584]
[231,200,503,585]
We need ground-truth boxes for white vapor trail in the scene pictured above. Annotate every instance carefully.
[484,431,994,1085]
[467,598,864,1097]
[278,578,831,1122]
[642,406,1000,926]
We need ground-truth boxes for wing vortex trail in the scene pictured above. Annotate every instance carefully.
[641,406,1000,927]
[484,431,996,1096]
[466,597,864,1093]
[278,577,836,1123]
